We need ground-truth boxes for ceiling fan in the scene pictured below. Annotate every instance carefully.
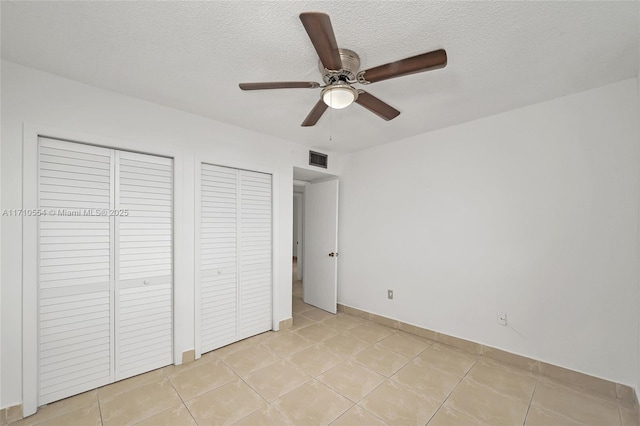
[239,12,447,127]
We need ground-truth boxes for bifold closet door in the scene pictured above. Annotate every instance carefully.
[38,138,113,405]
[116,151,173,380]
[200,164,272,353]
[37,138,174,405]
[238,170,272,337]
[200,165,238,350]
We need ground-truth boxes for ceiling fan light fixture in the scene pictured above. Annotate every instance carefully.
[321,84,358,109]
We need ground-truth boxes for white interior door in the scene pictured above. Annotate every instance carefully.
[303,179,339,314]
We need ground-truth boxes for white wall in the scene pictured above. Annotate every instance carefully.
[0,60,342,409]
[338,78,640,387]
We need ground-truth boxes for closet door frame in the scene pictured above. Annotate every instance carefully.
[194,158,279,360]
[22,125,183,416]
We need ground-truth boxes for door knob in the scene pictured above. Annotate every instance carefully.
[328,252,339,257]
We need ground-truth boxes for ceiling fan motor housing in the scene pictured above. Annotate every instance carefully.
[319,48,361,84]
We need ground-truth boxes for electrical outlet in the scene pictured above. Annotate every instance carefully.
[387,290,393,300]
[497,312,507,326]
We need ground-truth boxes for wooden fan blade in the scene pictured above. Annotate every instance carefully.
[301,99,328,127]
[299,12,342,71]
[239,82,321,90]
[355,91,400,121]
[360,49,447,84]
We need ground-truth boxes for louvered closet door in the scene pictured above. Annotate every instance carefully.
[200,164,238,351]
[38,138,113,405]
[116,151,173,380]
[199,165,272,353]
[239,170,272,336]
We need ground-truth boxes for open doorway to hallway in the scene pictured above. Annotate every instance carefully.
[292,166,339,314]
[292,257,303,299]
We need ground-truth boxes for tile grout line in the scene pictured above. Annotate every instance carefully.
[234,370,276,426]
[521,371,541,426]
[163,369,200,426]
[328,374,391,426]
[96,390,105,426]
[220,338,318,425]
[616,393,624,426]
[350,341,435,426]
[272,307,393,425]
[396,344,441,426]
[259,374,318,424]
[314,379,357,423]
[428,356,481,425]
[400,343,445,426]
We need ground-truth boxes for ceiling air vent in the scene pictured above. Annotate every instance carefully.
[309,151,328,169]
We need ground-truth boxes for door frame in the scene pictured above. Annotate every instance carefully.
[292,167,340,313]
[22,124,183,416]
[293,188,305,281]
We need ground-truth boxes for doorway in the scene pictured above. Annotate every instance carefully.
[292,167,339,314]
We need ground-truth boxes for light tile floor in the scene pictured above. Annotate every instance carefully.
[12,272,640,426]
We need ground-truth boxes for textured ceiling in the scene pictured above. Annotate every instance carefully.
[2,1,638,153]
